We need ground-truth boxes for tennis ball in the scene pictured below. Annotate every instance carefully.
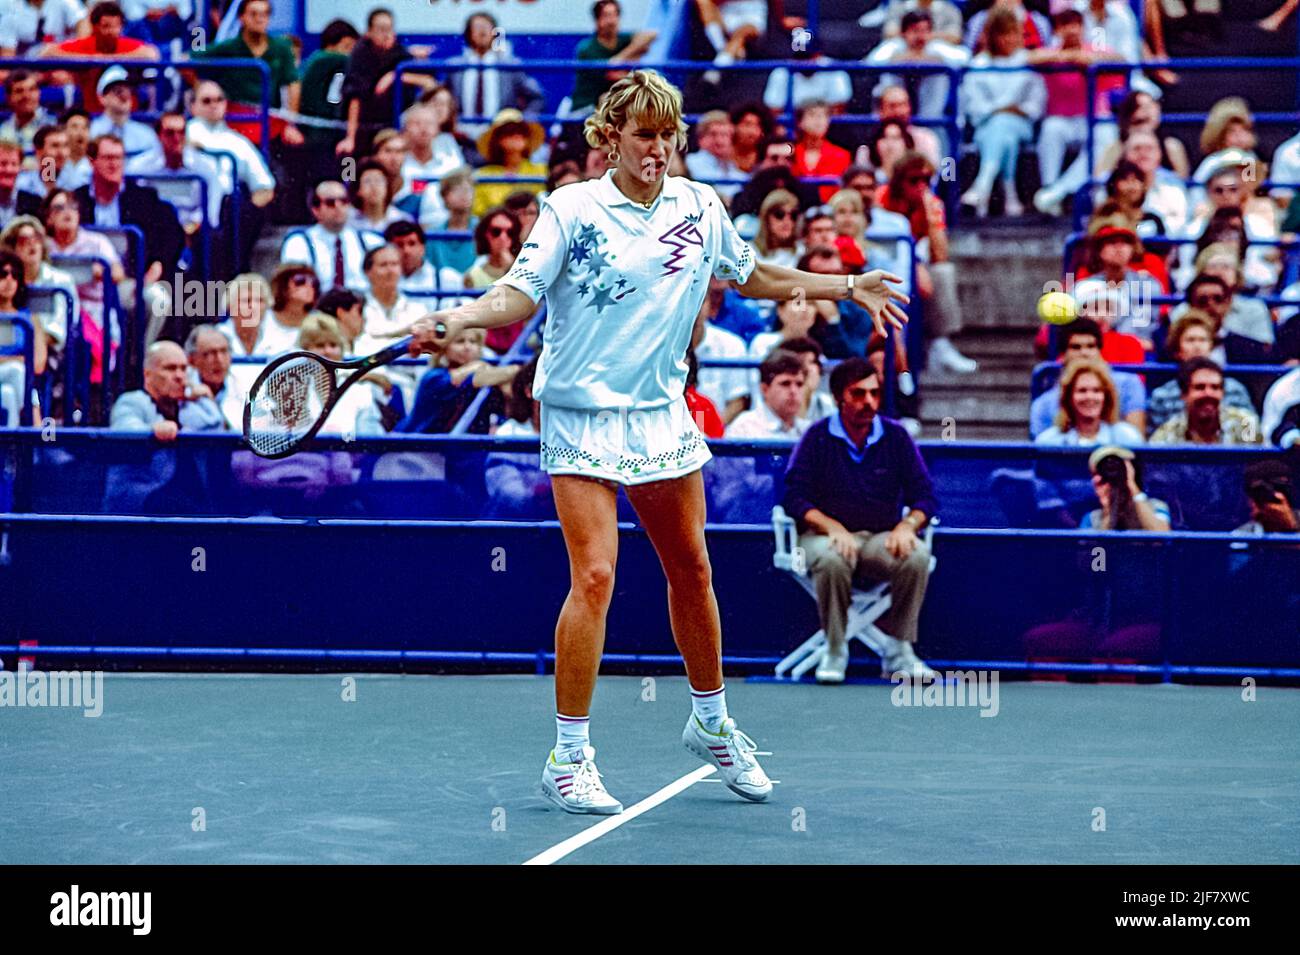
[1037,291,1077,325]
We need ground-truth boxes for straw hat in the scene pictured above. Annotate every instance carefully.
[477,108,545,160]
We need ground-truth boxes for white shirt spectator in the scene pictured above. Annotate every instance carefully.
[763,60,854,112]
[1262,366,1300,447]
[27,260,78,349]
[122,0,192,17]
[317,379,384,437]
[694,320,749,415]
[960,49,1046,125]
[684,150,743,202]
[1034,420,1143,446]
[725,399,809,439]
[279,223,383,293]
[186,117,276,196]
[362,291,426,341]
[89,114,161,158]
[865,37,968,119]
[1269,130,1300,200]
[254,312,307,356]
[399,260,466,299]
[0,0,86,53]
[1145,168,1189,237]
[396,136,463,204]
[1074,0,1140,61]
[126,145,225,229]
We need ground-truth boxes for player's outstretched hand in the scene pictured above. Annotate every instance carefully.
[410,314,462,356]
[850,270,910,337]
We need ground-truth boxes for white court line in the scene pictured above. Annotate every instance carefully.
[522,764,716,866]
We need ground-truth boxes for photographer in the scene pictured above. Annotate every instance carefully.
[1234,461,1300,535]
[1080,445,1171,531]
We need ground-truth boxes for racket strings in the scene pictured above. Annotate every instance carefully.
[246,356,336,457]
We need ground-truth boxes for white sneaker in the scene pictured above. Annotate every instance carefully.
[682,715,772,802]
[882,640,939,681]
[1002,188,1024,218]
[540,745,623,815]
[929,338,978,374]
[1033,188,1063,217]
[815,642,848,683]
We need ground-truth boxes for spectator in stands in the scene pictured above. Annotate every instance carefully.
[395,101,462,216]
[218,271,270,357]
[504,190,539,242]
[360,242,424,342]
[1263,365,1300,449]
[471,110,545,219]
[59,108,92,187]
[1099,159,1168,239]
[1079,444,1171,531]
[793,243,885,364]
[0,251,41,409]
[485,355,551,517]
[864,119,914,186]
[725,349,809,439]
[691,282,750,424]
[1029,9,1123,215]
[14,127,72,198]
[41,2,160,112]
[280,180,383,293]
[184,323,243,430]
[545,161,583,197]
[874,84,942,169]
[1031,317,1146,438]
[730,133,817,219]
[865,10,968,123]
[1036,356,1143,446]
[0,139,43,227]
[1193,97,1259,185]
[0,71,54,152]
[463,206,521,292]
[685,110,741,203]
[1148,310,1255,432]
[336,8,436,158]
[296,313,389,436]
[791,101,850,204]
[1186,160,1279,292]
[444,11,545,139]
[395,324,518,434]
[383,220,463,302]
[295,18,358,196]
[122,0,187,46]
[782,354,939,682]
[882,0,963,44]
[42,184,122,325]
[258,263,319,354]
[349,159,411,232]
[1269,125,1300,205]
[1150,357,1262,446]
[0,215,76,362]
[192,0,304,148]
[781,335,835,423]
[367,128,408,200]
[315,285,363,340]
[762,30,853,113]
[75,133,184,282]
[1099,91,1190,178]
[87,67,158,157]
[1072,221,1163,347]
[125,111,224,237]
[1233,459,1299,534]
[1064,281,1146,368]
[0,0,88,64]
[729,103,774,175]
[110,340,223,442]
[829,188,873,273]
[959,8,1045,218]
[964,0,1050,51]
[425,166,477,274]
[570,0,656,116]
[1182,250,1275,363]
[695,0,803,84]
[682,348,725,438]
[746,297,829,405]
[751,189,801,268]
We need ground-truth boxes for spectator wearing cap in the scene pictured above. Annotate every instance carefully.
[1035,357,1143,447]
[725,349,810,440]
[570,1,656,116]
[74,133,184,280]
[125,111,225,235]
[1031,318,1146,439]
[1150,357,1262,446]
[0,139,43,227]
[685,111,742,203]
[41,2,160,112]
[192,0,304,148]
[1234,460,1300,535]
[444,11,544,140]
[1184,160,1280,293]
[865,10,967,123]
[87,66,159,157]
[1147,310,1254,432]
[1263,366,1300,450]
[791,101,851,204]
[0,0,87,62]
[1078,445,1171,531]
[471,110,545,219]
[0,71,54,152]
[781,354,939,682]
[1071,221,1163,347]
[280,180,384,293]
[384,219,465,301]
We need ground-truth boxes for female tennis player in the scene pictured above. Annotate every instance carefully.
[411,70,908,814]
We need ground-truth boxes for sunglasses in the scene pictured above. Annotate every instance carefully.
[1192,294,1227,305]
[488,226,513,237]
[1210,185,1239,195]
[768,208,796,221]
[0,266,18,278]
[318,197,348,207]
[47,202,72,213]
[198,95,226,104]
[905,174,930,185]
[290,273,317,286]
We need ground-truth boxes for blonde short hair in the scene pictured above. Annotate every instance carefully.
[1056,357,1119,432]
[584,70,688,153]
[828,188,864,215]
[297,312,345,352]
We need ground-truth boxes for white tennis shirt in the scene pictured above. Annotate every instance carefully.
[496,170,756,411]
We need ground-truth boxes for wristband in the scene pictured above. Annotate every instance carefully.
[846,273,854,298]
[1132,492,1149,503]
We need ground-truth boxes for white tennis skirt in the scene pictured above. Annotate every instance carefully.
[539,397,713,486]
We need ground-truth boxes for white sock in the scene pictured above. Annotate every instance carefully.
[704,22,727,53]
[555,713,590,763]
[690,684,728,734]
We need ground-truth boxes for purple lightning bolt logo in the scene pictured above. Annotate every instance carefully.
[657,218,705,276]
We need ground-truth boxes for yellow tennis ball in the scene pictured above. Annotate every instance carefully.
[1037,291,1077,325]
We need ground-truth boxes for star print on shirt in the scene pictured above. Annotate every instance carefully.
[588,284,615,313]
[586,248,611,275]
[570,241,592,264]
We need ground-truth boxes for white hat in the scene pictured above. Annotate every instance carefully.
[96,65,131,97]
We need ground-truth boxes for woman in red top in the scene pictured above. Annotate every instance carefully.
[684,348,725,438]
[791,101,851,203]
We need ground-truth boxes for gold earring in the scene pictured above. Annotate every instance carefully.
[608,147,620,164]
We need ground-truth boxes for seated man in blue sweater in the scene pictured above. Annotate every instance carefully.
[781,356,939,684]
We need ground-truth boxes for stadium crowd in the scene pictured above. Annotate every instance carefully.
[0,0,1298,537]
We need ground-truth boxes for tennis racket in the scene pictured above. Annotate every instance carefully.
[242,326,442,458]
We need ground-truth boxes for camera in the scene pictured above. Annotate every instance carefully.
[1247,478,1286,507]
[1093,452,1129,488]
